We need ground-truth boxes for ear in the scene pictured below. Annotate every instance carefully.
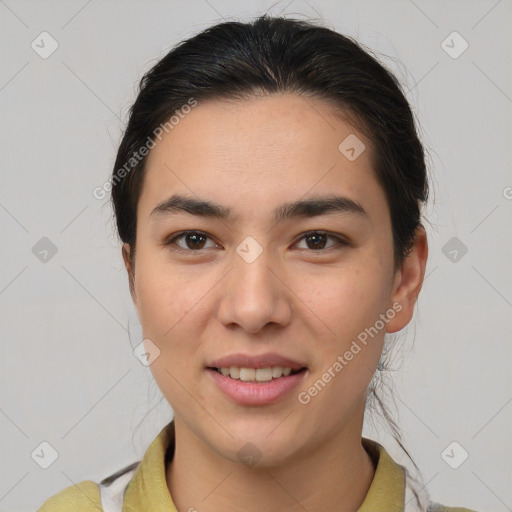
[122,243,137,304]
[386,226,428,333]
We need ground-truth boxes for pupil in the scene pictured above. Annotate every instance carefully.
[187,233,205,249]
[308,233,326,249]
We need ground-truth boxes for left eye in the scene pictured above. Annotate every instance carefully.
[295,231,346,251]
[164,231,346,253]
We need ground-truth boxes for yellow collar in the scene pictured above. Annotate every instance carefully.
[123,421,405,512]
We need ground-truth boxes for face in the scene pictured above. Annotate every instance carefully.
[123,93,426,467]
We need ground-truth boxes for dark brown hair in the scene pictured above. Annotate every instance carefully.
[111,15,427,271]
[110,15,430,509]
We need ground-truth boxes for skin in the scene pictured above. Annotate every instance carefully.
[122,92,428,512]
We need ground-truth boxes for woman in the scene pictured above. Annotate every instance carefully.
[39,15,478,512]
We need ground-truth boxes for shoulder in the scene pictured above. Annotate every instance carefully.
[428,502,480,512]
[37,480,101,511]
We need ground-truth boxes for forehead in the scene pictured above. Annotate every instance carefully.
[138,93,388,224]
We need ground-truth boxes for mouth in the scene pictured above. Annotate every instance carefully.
[206,365,308,405]
[207,366,307,382]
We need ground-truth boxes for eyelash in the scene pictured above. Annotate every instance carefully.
[163,230,349,254]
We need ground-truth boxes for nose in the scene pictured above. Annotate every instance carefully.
[217,245,293,334]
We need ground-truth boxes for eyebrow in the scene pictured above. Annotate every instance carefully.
[150,193,368,222]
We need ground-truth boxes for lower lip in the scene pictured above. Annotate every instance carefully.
[206,368,307,406]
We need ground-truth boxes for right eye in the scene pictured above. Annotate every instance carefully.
[164,231,220,253]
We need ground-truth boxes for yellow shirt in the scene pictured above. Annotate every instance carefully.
[38,421,477,512]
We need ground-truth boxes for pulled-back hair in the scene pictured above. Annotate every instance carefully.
[110,15,430,509]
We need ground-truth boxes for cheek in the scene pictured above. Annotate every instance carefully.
[133,251,225,369]
[299,260,391,388]
[134,251,203,338]
[303,262,390,338]
[133,256,209,407]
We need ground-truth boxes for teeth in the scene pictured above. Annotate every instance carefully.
[239,368,255,381]
[271,366,283,378]
[216,366,298,381]
[255,368,273,381]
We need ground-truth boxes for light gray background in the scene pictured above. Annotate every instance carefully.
[1,1,511,511]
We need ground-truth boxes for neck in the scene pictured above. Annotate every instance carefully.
[166,416,376,512]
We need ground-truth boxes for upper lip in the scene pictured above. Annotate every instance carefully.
[207,352,307,370]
